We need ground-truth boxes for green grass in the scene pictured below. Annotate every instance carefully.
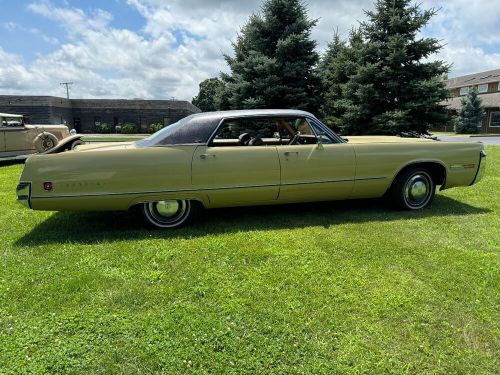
[0,148,499,374]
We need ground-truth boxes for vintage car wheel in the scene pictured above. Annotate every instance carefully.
[34,132,59,152]
[141,200,198,229]
[390,167,435,210]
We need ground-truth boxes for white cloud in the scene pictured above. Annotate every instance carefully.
[0,0,499,99]
[421,0,500,77]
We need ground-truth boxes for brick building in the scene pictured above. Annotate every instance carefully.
[443,69,500,133]
[0,95,200,133]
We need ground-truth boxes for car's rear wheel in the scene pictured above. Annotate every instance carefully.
[389,167,435,210]
[141,199,198,229]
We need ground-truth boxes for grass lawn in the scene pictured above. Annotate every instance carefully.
[0,147,498,374]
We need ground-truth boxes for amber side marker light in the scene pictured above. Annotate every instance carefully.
[43,182,53,191]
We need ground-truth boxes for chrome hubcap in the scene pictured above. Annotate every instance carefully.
[147,200,188,225]
[410,180,427,200]
[404,174,431,207]
[156,200,180,217]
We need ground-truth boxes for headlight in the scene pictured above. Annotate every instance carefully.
[70,129,77,135]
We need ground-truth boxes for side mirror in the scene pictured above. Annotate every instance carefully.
[316,132,325,150]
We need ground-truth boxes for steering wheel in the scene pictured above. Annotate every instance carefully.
[288,131,301,145]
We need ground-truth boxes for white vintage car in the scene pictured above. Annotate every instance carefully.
[0,113,83,159]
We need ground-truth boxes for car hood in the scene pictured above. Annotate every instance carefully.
[344,135,436,144]
[74,142,136,152]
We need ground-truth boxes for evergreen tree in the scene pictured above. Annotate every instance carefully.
[192,78,224,112]
[318,29,362,132]
[454,88,484,134]
[321,0,450,135]
[219,0,320,112]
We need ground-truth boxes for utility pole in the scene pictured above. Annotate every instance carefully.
[60,82,73,99]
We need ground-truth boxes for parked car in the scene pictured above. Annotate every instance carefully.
[0,113,83,159]
[16,109,486,229]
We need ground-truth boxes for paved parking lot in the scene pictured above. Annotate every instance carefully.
[438,136,500,146]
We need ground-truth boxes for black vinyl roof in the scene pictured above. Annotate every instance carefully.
[137,109,318,146]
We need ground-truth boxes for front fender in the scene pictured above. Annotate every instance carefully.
[42,135,84,154]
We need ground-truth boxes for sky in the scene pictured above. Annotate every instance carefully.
[0,0,499,101]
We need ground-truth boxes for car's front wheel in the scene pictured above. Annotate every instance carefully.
[389,167,436,210]
[141,199,199,229]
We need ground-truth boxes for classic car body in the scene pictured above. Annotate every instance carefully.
[0,113,83,158]
[17,109,486,228]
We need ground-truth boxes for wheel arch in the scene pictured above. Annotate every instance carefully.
[386,160,447,195]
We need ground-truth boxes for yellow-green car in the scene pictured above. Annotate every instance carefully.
[16,109,486,229]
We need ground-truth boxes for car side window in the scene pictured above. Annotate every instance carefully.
[212,118,279,146]
[2,117,23,128]
[275,117,320,146]
[309,120,334,144]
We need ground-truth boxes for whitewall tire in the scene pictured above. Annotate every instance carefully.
[141,200,198,229]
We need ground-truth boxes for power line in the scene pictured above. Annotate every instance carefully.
[60,82,73,99]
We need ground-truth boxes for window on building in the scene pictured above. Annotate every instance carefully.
[490,111,500,127]
[459,87,469,96]
[478,84,488,94]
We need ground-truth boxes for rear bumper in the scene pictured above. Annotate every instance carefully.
[16,182,31,208]
[470,150,486,185]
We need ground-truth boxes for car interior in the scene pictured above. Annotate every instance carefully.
[211,117,332,147]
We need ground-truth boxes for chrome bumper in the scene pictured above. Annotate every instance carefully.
[471,150,486,185]
[16,182,31,208]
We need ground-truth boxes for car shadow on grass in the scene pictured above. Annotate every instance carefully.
[15,195,490,246]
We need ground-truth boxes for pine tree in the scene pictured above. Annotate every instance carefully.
[319,29,362,132]
[454,88,485,134]
[192,78,224,112]
[321,0,450,135]
[219,0,320,112]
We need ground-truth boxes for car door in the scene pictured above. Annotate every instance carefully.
[191,117,281,206]
[3,117,28,153]
[276,118,356,203]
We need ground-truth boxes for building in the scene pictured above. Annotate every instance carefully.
[443,69,500,133]
[0,95,200,133]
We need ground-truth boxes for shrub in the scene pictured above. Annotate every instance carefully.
[95,122,110,134]
[121,122,138,134]
[148,122,164,134]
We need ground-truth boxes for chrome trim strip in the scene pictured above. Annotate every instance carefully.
[31,176,387,199]
[282,176,385,186]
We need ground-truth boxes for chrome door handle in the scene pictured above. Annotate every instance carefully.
[199,154,215,159]
[284,151,299,156]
